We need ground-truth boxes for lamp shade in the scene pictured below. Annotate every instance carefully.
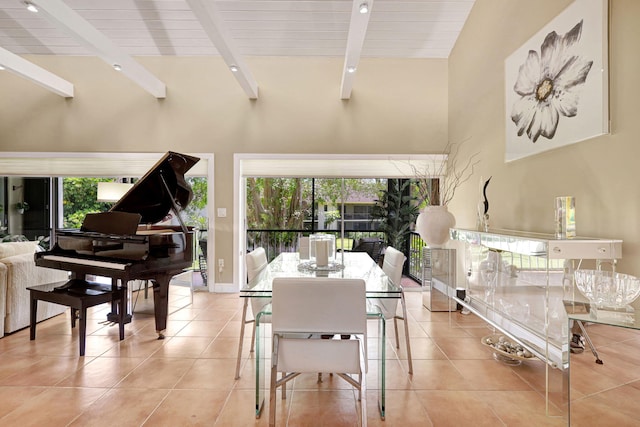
[97,182,133,202]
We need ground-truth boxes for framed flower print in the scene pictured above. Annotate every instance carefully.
[505,0,609,162]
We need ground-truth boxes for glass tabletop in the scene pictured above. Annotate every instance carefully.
[240,251,401,297]
[564,297,640,330]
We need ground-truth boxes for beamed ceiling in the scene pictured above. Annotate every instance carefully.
[0,0,475,99]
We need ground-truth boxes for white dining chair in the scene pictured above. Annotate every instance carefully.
[270,277,368,427]
[374,245,413,374]
[235,247,270,379]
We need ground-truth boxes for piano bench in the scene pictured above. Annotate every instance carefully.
[27,280,126,356]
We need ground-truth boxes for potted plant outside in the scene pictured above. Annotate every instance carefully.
[15,201,29,214]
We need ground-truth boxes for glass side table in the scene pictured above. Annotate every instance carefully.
[564,298,640,425]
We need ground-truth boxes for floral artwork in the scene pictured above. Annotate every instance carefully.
[505,0,608,162]
[511,21,592,143]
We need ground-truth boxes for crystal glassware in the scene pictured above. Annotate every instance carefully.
[574,269,640,310]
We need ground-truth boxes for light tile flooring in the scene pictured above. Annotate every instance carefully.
[1,285,639,426]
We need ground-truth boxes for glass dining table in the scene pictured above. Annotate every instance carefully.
[240,251,402,420]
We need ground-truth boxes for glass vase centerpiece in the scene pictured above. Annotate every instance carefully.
[299,233,343,272]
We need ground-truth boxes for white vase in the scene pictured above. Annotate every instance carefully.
[416,205,456,248]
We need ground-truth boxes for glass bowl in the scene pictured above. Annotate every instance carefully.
[574,269,640,309]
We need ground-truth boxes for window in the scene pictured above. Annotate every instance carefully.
[60,177,208,230]
[246,177,386,256]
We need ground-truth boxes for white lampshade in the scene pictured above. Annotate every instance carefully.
[97,182,133,202]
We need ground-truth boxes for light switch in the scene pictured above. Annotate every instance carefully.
[217,208,227,217]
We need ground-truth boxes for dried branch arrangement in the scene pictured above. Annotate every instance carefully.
[411,140,480,206]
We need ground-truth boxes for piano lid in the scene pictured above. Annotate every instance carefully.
[110,152,200,225]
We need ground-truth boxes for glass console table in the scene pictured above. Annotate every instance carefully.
[450,228,622,418]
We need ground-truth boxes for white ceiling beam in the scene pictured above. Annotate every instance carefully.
[340,0,374,100]
[0,46,73,97]
[185,0,258,99]
[28,0,166,98]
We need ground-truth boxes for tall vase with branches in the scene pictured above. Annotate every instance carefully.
[413,141,480,247]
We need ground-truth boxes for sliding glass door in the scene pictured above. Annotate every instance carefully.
[245,177,387,260]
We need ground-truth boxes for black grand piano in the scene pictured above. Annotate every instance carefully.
[35,151,200,338]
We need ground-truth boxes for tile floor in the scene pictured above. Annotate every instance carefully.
[0,282,639,426]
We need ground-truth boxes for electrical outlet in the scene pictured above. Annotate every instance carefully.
[218,259,224,268]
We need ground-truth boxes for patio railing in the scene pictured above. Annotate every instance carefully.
[246,229,426,284]
[408,231,426,282]
[246,229,384,260]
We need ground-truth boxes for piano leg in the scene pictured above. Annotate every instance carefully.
[152,273,172,339]
[106,279,132,325]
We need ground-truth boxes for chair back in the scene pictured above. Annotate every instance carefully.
[352,237,384,263]
[377,246,406,319]
[269,279,370,427]
[382,246,406,287]
[272,277,366,335]
[246,247,268,282]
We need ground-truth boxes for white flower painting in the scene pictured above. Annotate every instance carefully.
[505,0,608,162]
[511,21,593,143]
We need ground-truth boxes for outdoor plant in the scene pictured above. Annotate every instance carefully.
[14,201,29,212]
[370,179,419,250]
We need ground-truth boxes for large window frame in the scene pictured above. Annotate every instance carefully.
[234,153,446,291]
[0,152,215,291]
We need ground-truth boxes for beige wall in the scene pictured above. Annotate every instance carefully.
[448,0,640,276]
[0,56,448,283]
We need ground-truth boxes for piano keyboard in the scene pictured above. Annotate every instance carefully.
[41,255,130,271]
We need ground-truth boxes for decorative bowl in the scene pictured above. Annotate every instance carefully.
[481,334,535,365]
[574,270,640,309]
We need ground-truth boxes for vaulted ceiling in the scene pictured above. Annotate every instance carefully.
[0,0,475,99]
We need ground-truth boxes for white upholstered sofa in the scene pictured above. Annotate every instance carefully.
[0,241,69,335]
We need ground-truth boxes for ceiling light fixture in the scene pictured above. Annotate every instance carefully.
[359,3,369,14]
[112,63,122,71]
[229,65,239,73]
[24,2,38,13]
[347,66,357,73]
